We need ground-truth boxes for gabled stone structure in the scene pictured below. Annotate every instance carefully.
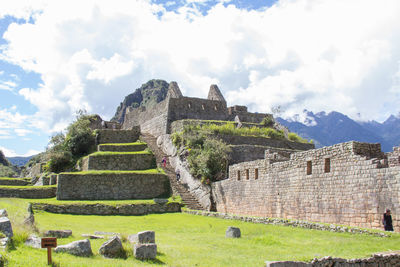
[212,141,400,231]
[122,81,274,136]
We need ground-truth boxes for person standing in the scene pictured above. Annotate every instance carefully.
[383,209,393,231]
[161,156,167,168]
[176,169,180,182]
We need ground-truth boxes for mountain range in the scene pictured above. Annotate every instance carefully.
[277,111,400,152]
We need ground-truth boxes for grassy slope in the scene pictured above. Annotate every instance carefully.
[1,198,399,266]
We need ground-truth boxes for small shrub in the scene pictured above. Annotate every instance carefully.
[260,116,274,127]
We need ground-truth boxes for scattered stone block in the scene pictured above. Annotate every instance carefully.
[226,226,241,238]
[99,236,124,258]
[45,230,72,238]
[265,261,311,267]
[0,218,13,238]
[81,234,104,239]
[134,243,157,260]
[25,234,41,249]
[0,210,7,218]
[55,239,92,257]
[129,231,155,244]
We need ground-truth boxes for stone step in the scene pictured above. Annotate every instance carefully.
[57,171,170,200]
[140,133,205,211]
[97,129,140,144]
[97,142,148,152]
[81,152,155,171]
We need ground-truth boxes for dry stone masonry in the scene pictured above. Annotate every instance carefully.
[57,128,171,201]
[213,141,400,231]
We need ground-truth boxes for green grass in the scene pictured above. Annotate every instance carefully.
[1,198,399,266]
[60,168,165,175]
[89,151,152,156]
[99,141,147,146]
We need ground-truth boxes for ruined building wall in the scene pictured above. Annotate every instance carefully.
[122,82,276,135]
[212,141,400,231]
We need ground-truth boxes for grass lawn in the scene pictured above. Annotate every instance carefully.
[60,169,166,175]
[1,198,399,266]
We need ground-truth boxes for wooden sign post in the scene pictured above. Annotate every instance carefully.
[41,237,57,265]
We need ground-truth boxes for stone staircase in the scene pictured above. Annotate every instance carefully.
[140,133,205,210]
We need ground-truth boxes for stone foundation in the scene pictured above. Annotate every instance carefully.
[32,202,181,215]
[0,186,57,198]
[97,128,140,144]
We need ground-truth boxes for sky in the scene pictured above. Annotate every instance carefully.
[0,0,400,157]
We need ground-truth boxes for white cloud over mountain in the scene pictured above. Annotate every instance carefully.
[1,0,400,137]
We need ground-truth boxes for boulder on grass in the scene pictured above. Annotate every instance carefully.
[0,218,13,238]
[129,231,155,244]
[0,210,7,218]
[99,236,124,258]
[226,226,241,238]
[55,239,92,257]
[45,230,72,238]
[134,243,157,260]
[25,234,41,249]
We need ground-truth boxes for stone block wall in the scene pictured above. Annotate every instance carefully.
[32,202,181,215]
[388,146,400,167]
[0,186,57,198]
[213,141,400,231]
[98,143,147,152]
[218,135,314,151]
[57,173,170,200]
[97,128,140,144]
[81,153,155,171]
[0,178,30,186]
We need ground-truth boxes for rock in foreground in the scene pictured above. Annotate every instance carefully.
[99,236,124,258]
[55,239,92,257]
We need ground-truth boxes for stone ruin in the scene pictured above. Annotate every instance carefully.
[213,141,400,232]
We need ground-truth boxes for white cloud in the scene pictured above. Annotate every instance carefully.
[0,146,40,157]
[0,80,17,91]
[0,0,400,137]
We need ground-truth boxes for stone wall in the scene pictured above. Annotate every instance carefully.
[387,146,400,167]
[0,186,56,198]
[0,178,30,186]
[57,173,170,200]
[98,143,147,152]
[32,202,181,215]
[81,153,155,171]
[122,83,276,135]
[218,135,314,150]
[265,253,400,267]
[97,128,140,144]
[213,141,400,231]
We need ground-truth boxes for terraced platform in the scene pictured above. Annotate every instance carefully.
[81,151,155,171]
[31,198,181,215]
[56,129,173,202]
[97,142,147,152]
